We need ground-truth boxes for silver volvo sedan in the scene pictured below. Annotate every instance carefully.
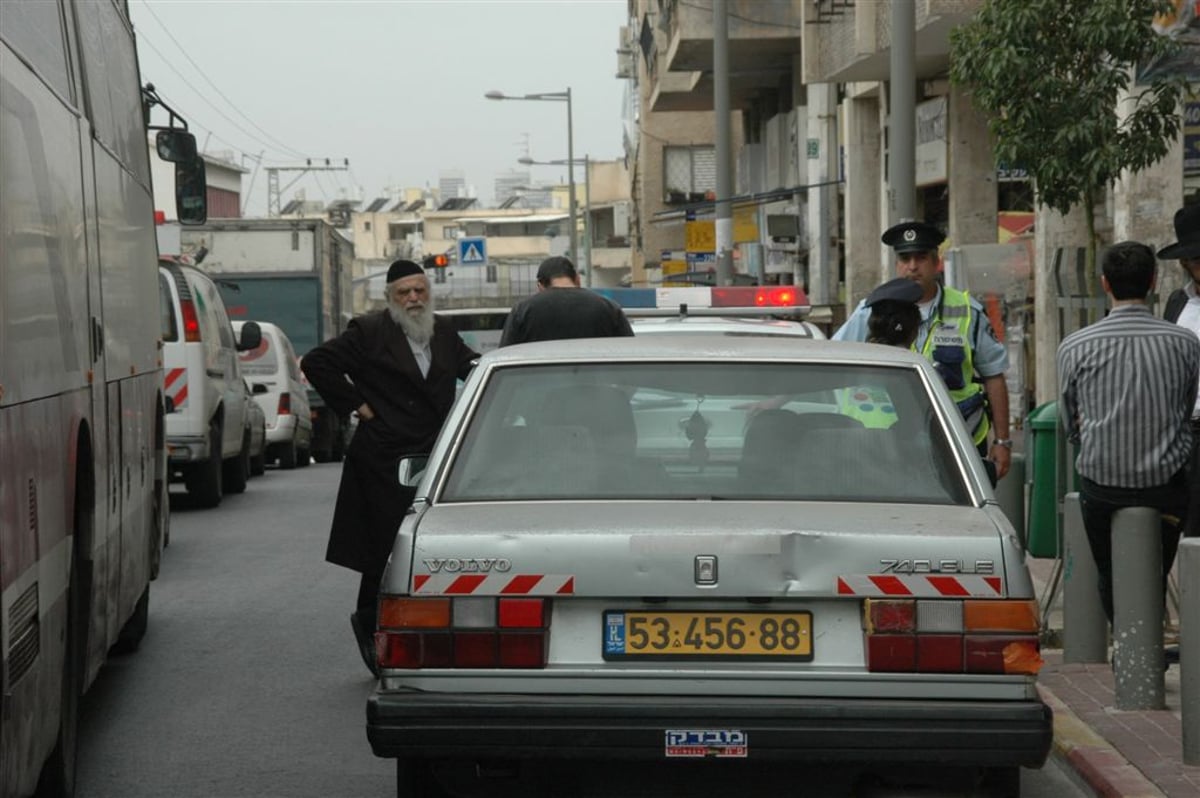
[366,337,1051,798]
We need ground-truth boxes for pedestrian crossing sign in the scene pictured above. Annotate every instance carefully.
[458,237,487,265]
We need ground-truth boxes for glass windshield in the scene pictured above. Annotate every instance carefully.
[441,361,970,505]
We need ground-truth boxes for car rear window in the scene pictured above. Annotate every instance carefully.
[441,361,970,505]
[238,330,279,375]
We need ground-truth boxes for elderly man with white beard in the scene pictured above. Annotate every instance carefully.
[301,259,478,676]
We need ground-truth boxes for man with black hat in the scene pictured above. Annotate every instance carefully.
[834,221,1012,482]
[1159,202,1200,539]
[499,255,633,346]
[301,259,478,675]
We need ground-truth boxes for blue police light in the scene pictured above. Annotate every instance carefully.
[593,288,657,308]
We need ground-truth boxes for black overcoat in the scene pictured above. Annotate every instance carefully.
[301,311,478,574]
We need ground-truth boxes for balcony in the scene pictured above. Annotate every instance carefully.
[802,0,981,84]
[645,0,803,112]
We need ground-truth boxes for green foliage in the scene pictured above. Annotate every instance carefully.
[949,0,1188,219]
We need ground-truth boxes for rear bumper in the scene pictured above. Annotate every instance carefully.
[366,691,1052,767]
[265,414,298,443]
[166,435,209,463]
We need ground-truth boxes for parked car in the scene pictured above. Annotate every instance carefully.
[243,378,268,477]
[365,337,1050,798]
[234,320,313,469]
[159,257,261,507]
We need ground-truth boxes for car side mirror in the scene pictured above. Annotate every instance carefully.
[251,383,269,395]
[236,320,262,352]
[397,455,429,488]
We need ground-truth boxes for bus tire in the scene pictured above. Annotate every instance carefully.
[186,424,223,507]
[35,542,85,798]
[111,585,149,655]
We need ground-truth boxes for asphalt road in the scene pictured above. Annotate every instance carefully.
[76,462,1089,798]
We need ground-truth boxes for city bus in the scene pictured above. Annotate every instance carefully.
[1,1,206,795]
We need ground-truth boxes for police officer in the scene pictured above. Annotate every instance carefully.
[834,221,1012,481]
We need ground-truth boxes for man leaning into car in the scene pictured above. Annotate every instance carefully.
[301,258,478,676]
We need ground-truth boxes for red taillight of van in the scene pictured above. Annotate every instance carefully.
[863,598,1043,675]
[375,595,549,670]
[277,393,291,415]
[180,299,202,343]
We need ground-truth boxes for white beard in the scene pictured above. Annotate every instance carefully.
[387,295,436,344]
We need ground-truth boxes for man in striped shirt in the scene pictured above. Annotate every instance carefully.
[1057,241,1200,631]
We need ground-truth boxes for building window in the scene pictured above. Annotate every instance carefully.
[363,220,372,232]
[433,267,446,284]
[663,145,716,203]
[486,264,497,283]
[442,225,460,239]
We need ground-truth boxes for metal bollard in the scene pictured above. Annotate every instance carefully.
[1181,538,1198,766]
[995,453,1026,548]
[1063,493,1108,663]
[1112,506,1165,710]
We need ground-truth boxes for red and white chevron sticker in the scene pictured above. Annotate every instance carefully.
[412,573,575,596]
[164,367,187,410]
[836,574,1003,598]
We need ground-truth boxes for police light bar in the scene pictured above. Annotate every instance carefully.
[593,286,811,318]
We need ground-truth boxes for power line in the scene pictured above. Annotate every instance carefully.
[135,31,300,161]
[137,0,308,159]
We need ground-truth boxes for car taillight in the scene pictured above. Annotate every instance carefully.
[376,595,550,670]
[277,392,291,415]
[180,299,202,343]
[863,598,1042,675]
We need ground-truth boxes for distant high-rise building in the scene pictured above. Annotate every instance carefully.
[494,169,531,206]
[438,169,468,201]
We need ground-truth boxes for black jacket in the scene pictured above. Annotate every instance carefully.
[301,311,477,573]
[1165,288,1188,324]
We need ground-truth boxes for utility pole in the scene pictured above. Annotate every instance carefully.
[267,158,350,217]
[714,0,734,286]
[889,0,916,223]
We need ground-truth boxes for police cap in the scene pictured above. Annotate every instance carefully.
[881,221,946,254]
[866,277,924,307]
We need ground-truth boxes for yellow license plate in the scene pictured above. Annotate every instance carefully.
[603,611,813,660]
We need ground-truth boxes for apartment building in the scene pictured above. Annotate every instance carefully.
[625,0,1191,400]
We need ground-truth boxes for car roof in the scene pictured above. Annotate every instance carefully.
[630,316,824,338]
[477,335,926,368]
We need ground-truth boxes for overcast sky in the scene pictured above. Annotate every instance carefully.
[131,0,629,215]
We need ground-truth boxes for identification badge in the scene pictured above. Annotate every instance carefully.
[931,325,964,349]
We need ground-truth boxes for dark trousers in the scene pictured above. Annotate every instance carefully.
[1079,470,1188,625]
[356,568,383,627]
[1185,419,1200,539]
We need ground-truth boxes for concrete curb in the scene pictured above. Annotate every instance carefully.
[1038,684,1166,798]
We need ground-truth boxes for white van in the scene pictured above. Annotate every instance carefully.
[233,321,313,469]
[159,258,261,506]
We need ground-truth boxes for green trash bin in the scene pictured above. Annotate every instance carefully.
[1025,400,1080,558]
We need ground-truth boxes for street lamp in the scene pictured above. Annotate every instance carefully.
[484,88,577,269]
[519,154,592,286]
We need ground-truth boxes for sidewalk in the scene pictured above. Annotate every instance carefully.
[1027,556,1199,797]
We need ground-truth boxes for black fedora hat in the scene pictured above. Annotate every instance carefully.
[1156,205,1200,260]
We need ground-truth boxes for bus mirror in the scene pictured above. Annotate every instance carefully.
[175,156,207,225]
[156,129,197,163]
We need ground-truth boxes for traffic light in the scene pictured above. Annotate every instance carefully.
[423,254,449,269]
